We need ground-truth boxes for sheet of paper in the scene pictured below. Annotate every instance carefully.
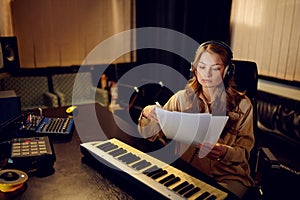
[198,116,229,158]
[155,107,228,158]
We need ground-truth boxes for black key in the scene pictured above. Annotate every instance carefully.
[151,170,168,179]
[159,174,175,184]
[118,153,132,162]
[206,195,217,200]
[131,160,145,168]
[195,191,210,200]
[164,177,181,187]
[172,181,189,192]
[102,144,118,152]
[132,160,151,170]
[178,184,194,195]
[97,142,118,152]
[143,165,159,175]
[124,154,140,164]
[147,168,163,177]
[184,187,201,198]
[109,148,127,157]
[136,161,151,170]
[97,142,113,149]
[117,153,139,164]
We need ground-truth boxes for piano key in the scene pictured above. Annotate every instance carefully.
[98,142,114,149]
[159,174,175,184]
[195,191,210,200]
[124,154,141,164]
[143,165,159,175]
[172,181,189,192]
[97,142,118,152]
[164,176,181,187]
[109,148,127,157]
[118,153,140,164]
[178,184,195,195]
[151,170,168,179]
[184,186,201,198]
[147,168,163,177]
[206,195,217,200]
[81,138,229,200]
[121,153,138,163]
[118,153,132,162]
[131,160,151,170]
[97,142,111,148]
[100,144,118,152]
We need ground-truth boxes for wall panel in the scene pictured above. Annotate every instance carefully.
[231,0,300,82]
[10,0,135,68]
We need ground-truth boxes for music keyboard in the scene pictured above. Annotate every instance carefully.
[80,138,228,200]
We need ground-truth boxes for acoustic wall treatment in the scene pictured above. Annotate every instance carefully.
[10,0,135,68]
[231,0,300,82]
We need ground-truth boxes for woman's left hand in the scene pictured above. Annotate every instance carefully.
[199,143,227,161]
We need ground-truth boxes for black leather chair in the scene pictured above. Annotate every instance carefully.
[234,59,300,200]
[232,60,258,124]
[232,60,259,168]
[231,60,263,200]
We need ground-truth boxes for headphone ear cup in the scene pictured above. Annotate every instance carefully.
[223,65,229,79]
[223,63,235,84]
[190,62,193,78]
[190,62,197,79]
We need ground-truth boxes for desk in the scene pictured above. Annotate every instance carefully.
[0,104,238,200]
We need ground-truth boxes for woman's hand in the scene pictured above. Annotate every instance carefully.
[142,103,162,122]
[199,143,227,161]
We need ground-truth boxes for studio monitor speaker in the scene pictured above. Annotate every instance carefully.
[0,90,21,126]
[0,36,20,73]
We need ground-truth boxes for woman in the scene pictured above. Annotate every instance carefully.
[138,40,255,199]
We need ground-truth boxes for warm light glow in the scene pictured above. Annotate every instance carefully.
[231,0,264,28]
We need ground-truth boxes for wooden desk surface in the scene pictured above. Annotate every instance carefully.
[10,132,136,200]
[1,105,138,200]
[0,104,237,200]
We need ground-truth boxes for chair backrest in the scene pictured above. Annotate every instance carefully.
[232,60,258,107]
[1,76,49,110]
[232,60,258,129]
[232,60,258,177]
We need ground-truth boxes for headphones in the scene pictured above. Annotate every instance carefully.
[191,40,235,85]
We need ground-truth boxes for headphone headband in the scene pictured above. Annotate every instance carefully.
[199,40,233,59]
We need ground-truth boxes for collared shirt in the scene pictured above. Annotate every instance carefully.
[138,89,255,187]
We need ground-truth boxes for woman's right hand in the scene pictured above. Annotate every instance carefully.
[142,104,161,122]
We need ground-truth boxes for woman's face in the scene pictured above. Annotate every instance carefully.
[195,51,225,89]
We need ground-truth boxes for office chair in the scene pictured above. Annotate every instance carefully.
[232,60,258,124]
[232,60,271,200]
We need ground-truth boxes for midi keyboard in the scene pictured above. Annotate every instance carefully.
[81,138,229,200]
[20,114,74,137]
